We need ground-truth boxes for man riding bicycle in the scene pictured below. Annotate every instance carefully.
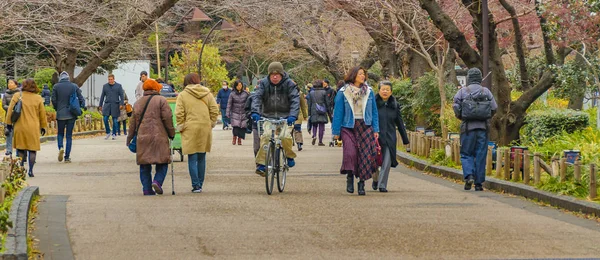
[251,62,300,176]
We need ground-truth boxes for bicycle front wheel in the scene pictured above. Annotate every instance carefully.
[276,147,287,192]
[265,142,276,195]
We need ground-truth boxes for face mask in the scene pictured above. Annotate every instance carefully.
[222,85,227,89]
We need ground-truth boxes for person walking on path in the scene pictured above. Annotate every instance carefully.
[293,86,309,151]
[176,73,219,193]
[324,79,336,115]
[127,79,175,196]
[251,62,299,176]
[245,84,261,157]
[332,66,379,196]
[135,71,148,101]
[52,71,85,163]
[372,81,409,192]
[99,74,125,140]
[216,80,232,130]
[117,95,130,136]
[3,78,19,156]
[453,68,498,191]
[226,80,250,145]
[5,79,48,177]
[308,80,332,146]
[41,84,51,106]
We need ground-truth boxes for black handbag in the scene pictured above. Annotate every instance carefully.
[10,90,23,124]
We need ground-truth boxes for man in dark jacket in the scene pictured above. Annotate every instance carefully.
[99,74,125,140]
[41,84,51,106]
[51,71,85,163]
[323,79,336,114]
[251,62,300,175]
[216,81,232,130]
[453,68,498,191]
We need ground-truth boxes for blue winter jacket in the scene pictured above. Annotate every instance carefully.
[216,88,232,109]
[331,84,379,136]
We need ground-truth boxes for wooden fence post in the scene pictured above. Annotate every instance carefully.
[551,156,559,177]
[504,149,511,181]
[496,148,503,178]
[486,146,493,176]
[523,150,531,185]
[534,153,541,185]
[589,164,597,200]
[574,161,582,183]
[513,150,522,182]
[559,158,567,182]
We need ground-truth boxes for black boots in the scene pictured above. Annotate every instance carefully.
[346,173,354,193]
[357,180,366,196]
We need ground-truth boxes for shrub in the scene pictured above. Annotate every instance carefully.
[34,68,56,91]
[391,78,415,131]
[522,108,589,143]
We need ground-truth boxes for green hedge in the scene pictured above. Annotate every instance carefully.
[523,108,589,143]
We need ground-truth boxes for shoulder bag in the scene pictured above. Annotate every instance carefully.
[10,90,23,124]
[128,95,155,153]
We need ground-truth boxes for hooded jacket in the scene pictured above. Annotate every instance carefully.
[52,78,85,120]
[226,89,250,128]
[41,85,51,105]
[452,68,498,133]
[251,72,300,119]
[175,84,220,154]
[3,88,19,113]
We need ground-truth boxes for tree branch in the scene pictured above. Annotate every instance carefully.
[499,0,531,90]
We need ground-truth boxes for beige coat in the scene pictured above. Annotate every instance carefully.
[175,84,219,155]
[295,92,308,124]
[126,91,175,165]
[5,92,48,151]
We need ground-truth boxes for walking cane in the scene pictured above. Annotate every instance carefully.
[170,139,175,195]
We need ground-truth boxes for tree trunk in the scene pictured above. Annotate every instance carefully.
[568,53,587,110]
[438,67,448,139]
[499,0,531,91]
[408,49,430,81]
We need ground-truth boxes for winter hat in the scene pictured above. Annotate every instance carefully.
[59,71,70,81]
[467,68,482,85]
[143,79,162,92]
[268,62,284,75]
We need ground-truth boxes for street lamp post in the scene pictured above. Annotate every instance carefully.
[198,19,234,80]
[351,50,359,67]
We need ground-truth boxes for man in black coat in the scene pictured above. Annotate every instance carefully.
[250,62,300,176]
[51,71,85,163]
[99,74,125,140]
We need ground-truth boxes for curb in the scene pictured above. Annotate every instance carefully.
[397,151,600,216]
[1,186,40,260]
[0,130,104,150]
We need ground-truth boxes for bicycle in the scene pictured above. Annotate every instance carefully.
[258,118,290,195]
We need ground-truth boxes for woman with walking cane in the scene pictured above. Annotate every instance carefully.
[126,79,175,196]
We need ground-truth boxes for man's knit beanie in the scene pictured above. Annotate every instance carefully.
[268,62,284,75]
[467,68,482,85]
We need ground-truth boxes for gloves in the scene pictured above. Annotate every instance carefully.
[251,113,261,122]
[287,116,297,126]
[4,125,12,137]
[41,128,46,136]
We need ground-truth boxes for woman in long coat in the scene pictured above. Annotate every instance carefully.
[293,87,309,151]
[5,79,48,177]
[332,67,379,196]
[372,81,409,192]
[308,80,332,146]
[176,73,219,193]
[126,79,175,196]
[226,80,250,145]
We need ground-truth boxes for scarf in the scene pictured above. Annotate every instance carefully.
[348,84,368,107]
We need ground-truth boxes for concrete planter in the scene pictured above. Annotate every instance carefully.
[1,186,39,260]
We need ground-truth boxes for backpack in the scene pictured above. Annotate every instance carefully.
[460,85,492,121]
[69,86,82,117]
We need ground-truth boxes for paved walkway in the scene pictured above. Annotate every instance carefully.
[29,128,600,259]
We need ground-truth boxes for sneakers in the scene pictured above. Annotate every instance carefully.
[143,190,156,196]
[297,143,303,151]
[111,134,116,140]
[152,181,163,195]
[287,158,295,168]
[255,165,266,177]
[58,148,64,162]
[64,158,72,163]
[192,185,202,193]
[464,175,474,190]
[475,185,484,191]
[105,134,111,140]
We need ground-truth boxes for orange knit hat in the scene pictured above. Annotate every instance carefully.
[143,79,162,92]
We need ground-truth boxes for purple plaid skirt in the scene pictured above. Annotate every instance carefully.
[340,120,377,180]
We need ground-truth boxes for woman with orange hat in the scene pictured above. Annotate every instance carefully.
[127,79,176,196]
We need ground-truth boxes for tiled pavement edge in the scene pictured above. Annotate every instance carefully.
[32,195,74,260]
